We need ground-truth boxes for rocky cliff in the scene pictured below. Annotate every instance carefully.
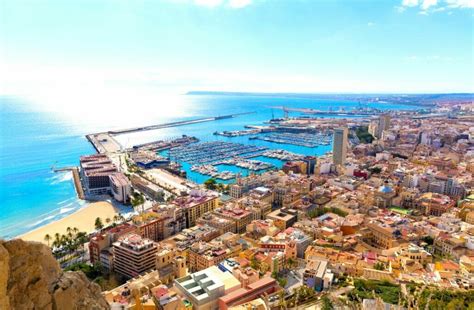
[0,239,109,310]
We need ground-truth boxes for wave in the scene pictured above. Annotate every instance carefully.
[0,198,82,237]
[57,197,75,205]
[59,205,76,214]
[28,215,56,227]
[49,171,73,185]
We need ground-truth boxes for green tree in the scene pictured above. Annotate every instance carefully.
[322,296,334,310]
[94,217,104,231]
[278,278,287,288]
[422,236,434,245]
[204,178,217,190]
[368,166,382,174]
[447,299,467,310]
[131,192,145,212]
[355,126,374,144]
[374,262,385,270]
[287,257,296,269]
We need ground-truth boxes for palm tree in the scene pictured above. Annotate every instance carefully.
[44,234,51,247]
[95,217,104,231]
[113,215,119,223]
[60,234,68,247]
[105,217,111,226]
[54,233,61,248]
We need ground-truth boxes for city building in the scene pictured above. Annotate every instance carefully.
[172,189,219,228]
[266,209,297,230]
[218,277,279,310]
[174,265,241,310]
[197,213,236,234]
[131,175,165,201]
[332,128,348,166]
[130,150,170,169]
[303,259,334,291]
[80,154,117,196]
[416,192,455,216]
[113,234,158,278]
[377,114,391,139]
[88,223,137,266]
[109,172,131,203]
[374,181,396,208]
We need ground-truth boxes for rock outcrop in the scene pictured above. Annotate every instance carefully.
[0,239,109,310]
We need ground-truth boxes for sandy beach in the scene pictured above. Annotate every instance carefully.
[20,201,119,244]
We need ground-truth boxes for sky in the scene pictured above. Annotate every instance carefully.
[0,0,473,98]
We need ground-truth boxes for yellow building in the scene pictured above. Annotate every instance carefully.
[466,211,474,225]
[361,223,397,250]
[172,190,219,228]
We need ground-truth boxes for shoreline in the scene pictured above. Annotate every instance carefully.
[19,201,120,244]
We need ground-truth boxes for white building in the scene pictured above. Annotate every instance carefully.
[174,265,240,310]
[109,173,131,203]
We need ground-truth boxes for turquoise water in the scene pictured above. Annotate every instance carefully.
[0,94,417,238]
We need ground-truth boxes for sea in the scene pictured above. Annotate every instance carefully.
[0,94,417,239]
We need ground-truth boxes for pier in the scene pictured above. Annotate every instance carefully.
[86,112,254,154]
[108,112,254,135]
[52,166,85,200]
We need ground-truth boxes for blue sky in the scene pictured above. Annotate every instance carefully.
[1,0,473,95]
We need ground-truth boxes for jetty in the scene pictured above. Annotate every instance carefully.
[52,166,85,200]
[109,112,254,135]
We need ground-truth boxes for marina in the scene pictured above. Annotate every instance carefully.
[215,157,273,171]
[190,165,236,180]
[213,128,264,137]
[262,149,305,161]
[253,132,332,147]
[167,141,268,165]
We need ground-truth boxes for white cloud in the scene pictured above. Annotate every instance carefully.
[228,0,252,8]
[422,0,438,10]
[367,22,375,26]
[398,0,473,13]
[445,0,474,8]
[402,0,419,6]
